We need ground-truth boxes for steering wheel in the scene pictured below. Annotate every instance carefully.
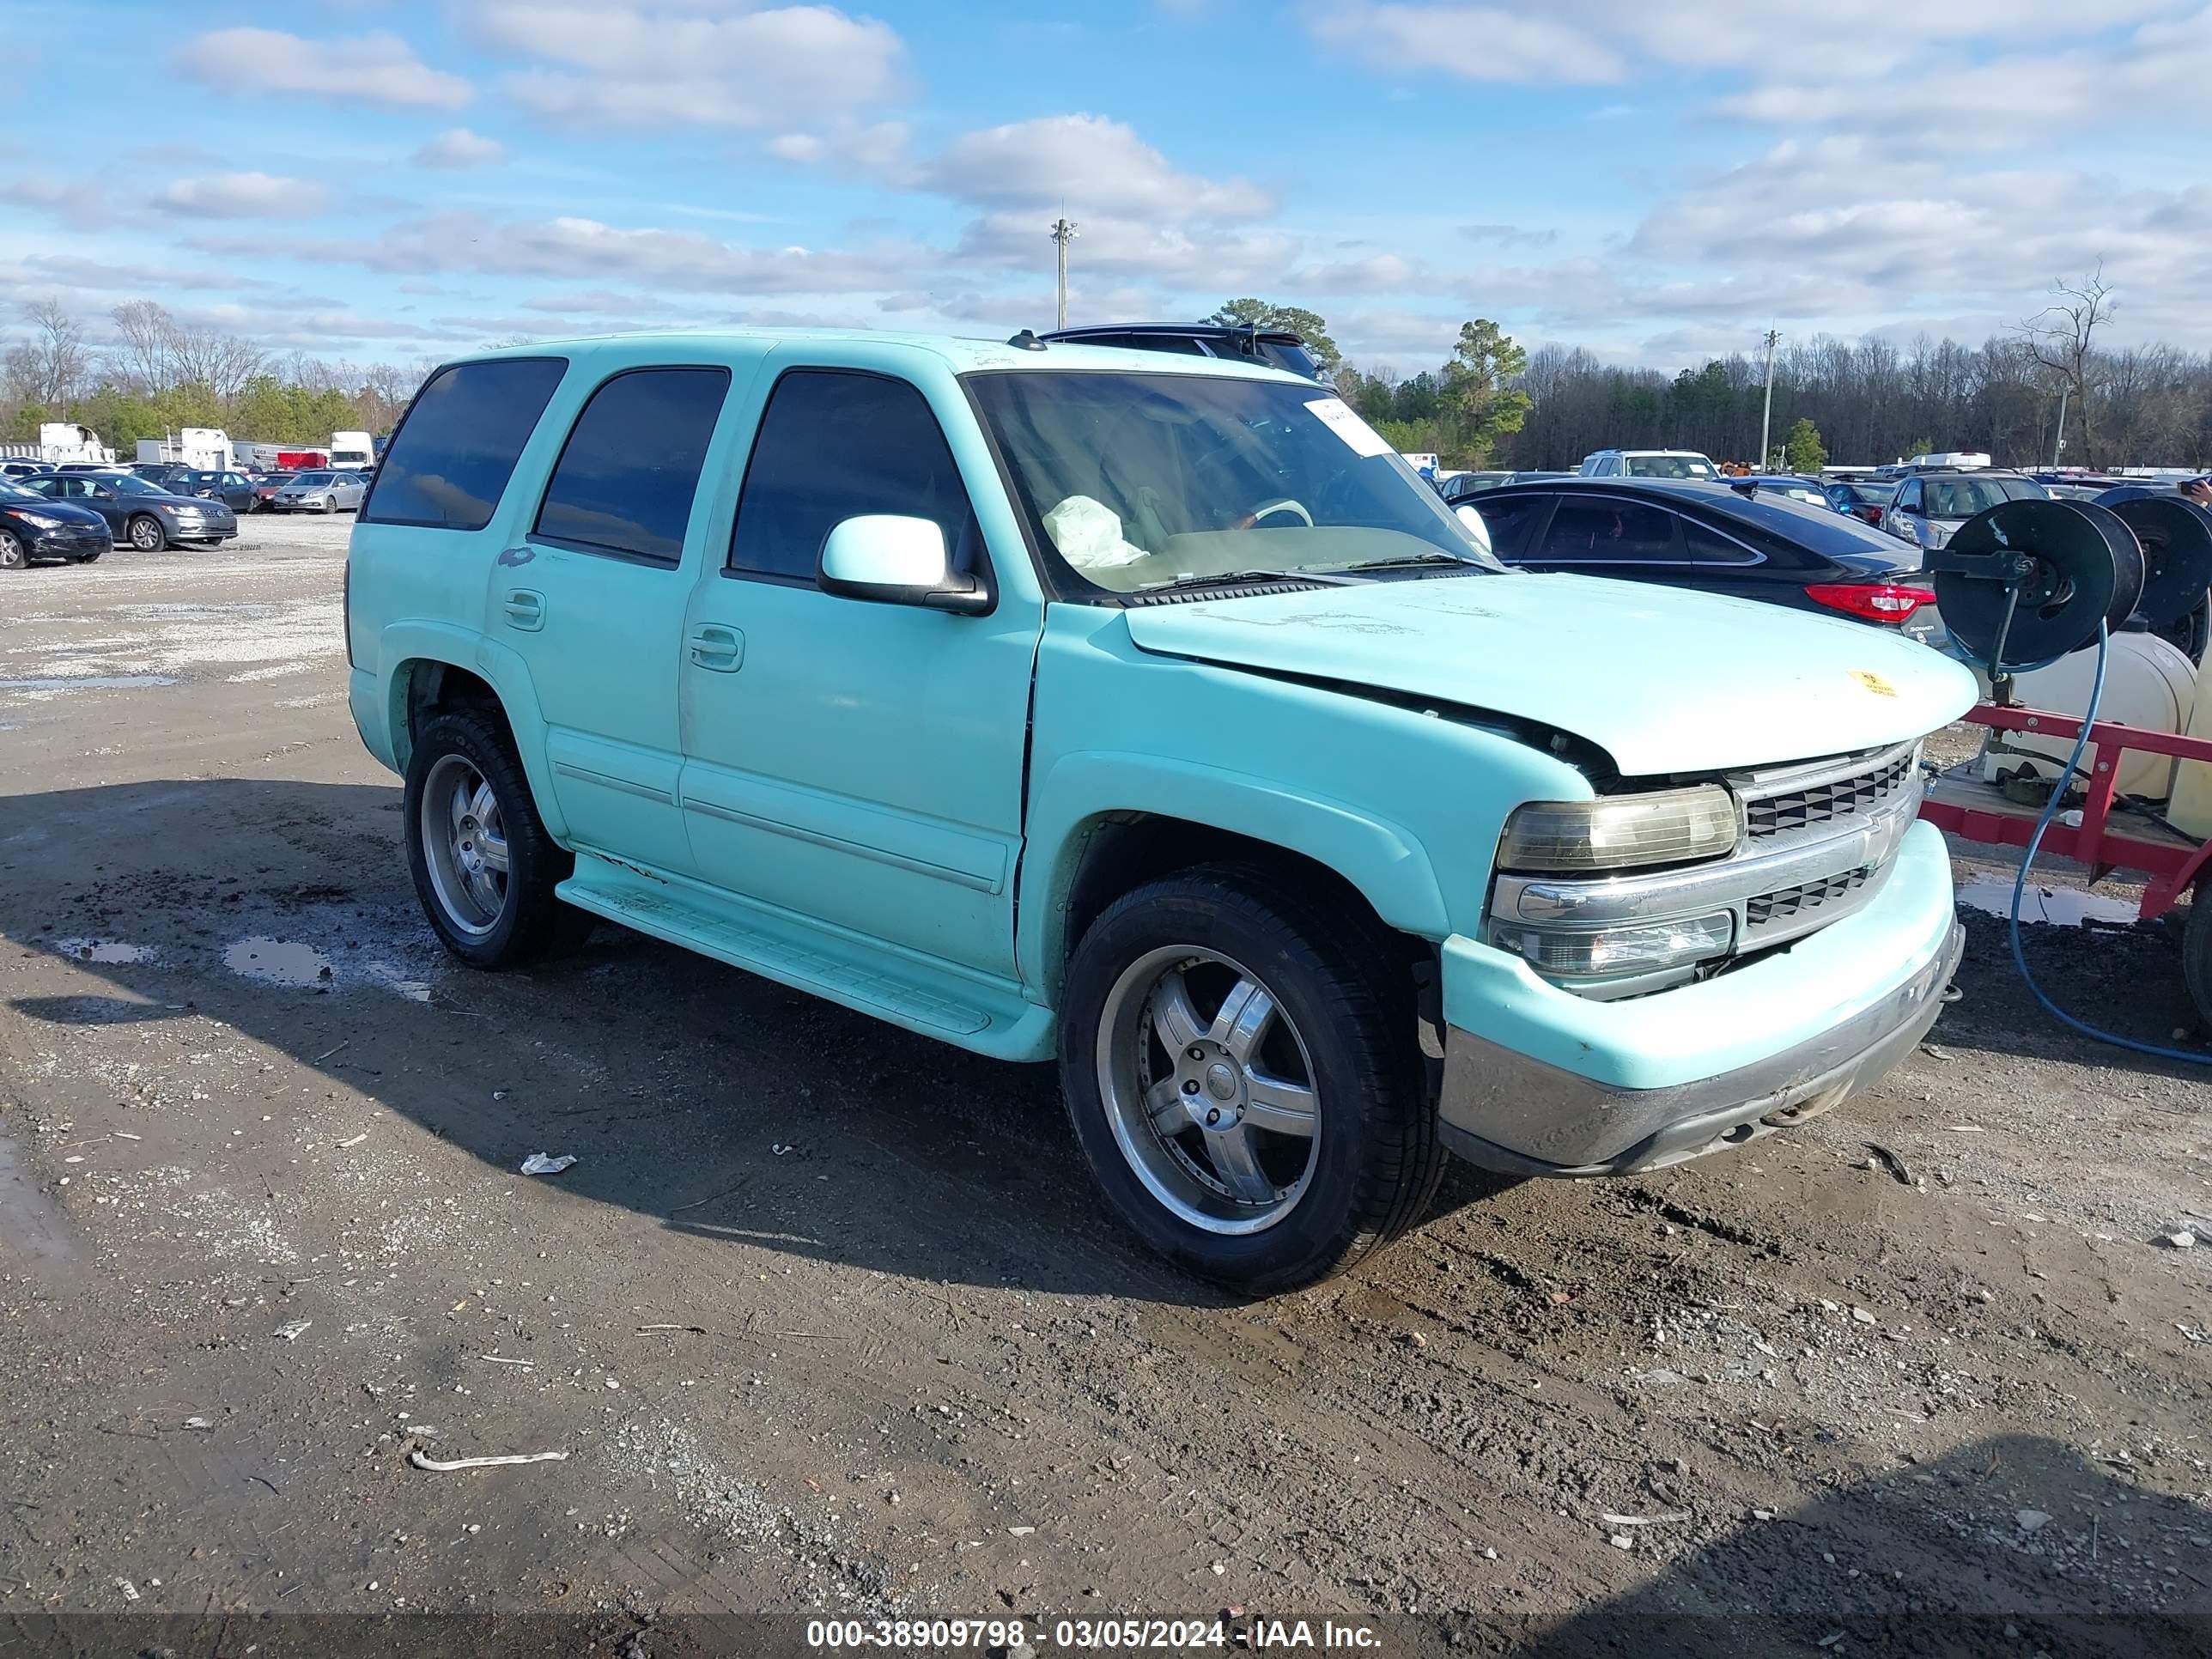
[1238,498,1315,530]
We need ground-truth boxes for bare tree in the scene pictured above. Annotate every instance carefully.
[162,317,267,398]
[2014,265,2115,470]
[109,299,177,392]
[10,297,91,414]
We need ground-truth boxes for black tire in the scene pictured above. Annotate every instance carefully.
[2184,885,2212,1032]
[125,514,165,552]
[403,708,593,968]
[1058,864,1443,1294]
[0,529,24,570]
[76,550,101,564]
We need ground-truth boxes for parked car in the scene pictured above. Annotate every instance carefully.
[168,469,261,514]
[129,463,191,488]
[0,477,111,568]
[1879,469,2048,550]
[252,471,299,511]
[1729,474,1831,508]
[20,471,239,550]
[1437,471,1516,504]
[1468,477,1941,635]
[0,458,52,480]
[1824,478,1895,526]
[1036,322,1327,382]
[345,331,1973,1291]
[269,469,367,513]
[1578,448,1721,480]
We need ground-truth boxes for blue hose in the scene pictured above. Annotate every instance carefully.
[2005,621,2212,1064]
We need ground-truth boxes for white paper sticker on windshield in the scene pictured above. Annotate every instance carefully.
[1304,397,1394,459]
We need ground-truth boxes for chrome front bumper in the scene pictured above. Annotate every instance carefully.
[1437,920,1964,1177]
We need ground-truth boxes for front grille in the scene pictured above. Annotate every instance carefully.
[1746,866,1871,931]
[1743,745,1917,839]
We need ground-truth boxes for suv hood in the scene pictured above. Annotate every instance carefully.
[1121,571,1977,775]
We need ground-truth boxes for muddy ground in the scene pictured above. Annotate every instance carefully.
[0,522,2207,1657]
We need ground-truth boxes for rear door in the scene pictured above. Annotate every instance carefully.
[484,360,744,879]
[676,354,1040,978]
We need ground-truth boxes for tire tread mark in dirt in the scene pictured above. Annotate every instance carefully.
[1610,1184,1785,1255]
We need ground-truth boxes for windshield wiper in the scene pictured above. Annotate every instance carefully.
[1334,550,1492,573]
[1149,567,1348,592]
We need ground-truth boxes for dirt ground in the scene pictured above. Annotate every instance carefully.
[1,522,2208,1658]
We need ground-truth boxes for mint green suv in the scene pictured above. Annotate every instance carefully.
[346,331,1975,1293]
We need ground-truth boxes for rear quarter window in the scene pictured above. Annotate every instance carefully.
[362,356,568,531]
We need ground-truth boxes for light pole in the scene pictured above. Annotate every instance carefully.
[1758,328,1780,470]
[1049,217,1078,330]
[2051,380,2070,469]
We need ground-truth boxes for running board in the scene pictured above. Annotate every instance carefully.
[557,854,1054,1060]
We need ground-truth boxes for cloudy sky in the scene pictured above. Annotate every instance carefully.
[3,0,2207,374]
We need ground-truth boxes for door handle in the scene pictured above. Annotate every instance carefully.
[502,588,545,631]
[688,623,744,672]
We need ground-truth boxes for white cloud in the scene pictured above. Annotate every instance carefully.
[469,2,903,130]
[412,128,507,168]
[154,172,327,218]
[173,27,471,108]
[922,114,1273,221]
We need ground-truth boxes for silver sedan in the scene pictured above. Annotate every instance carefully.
[270,470,368,514]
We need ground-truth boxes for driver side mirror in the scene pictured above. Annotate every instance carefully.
[1454,502,1493,556]
[818,515,989,615]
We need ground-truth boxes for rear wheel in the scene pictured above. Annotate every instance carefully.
[126,514,164,551]
[1059,866,1441,1294]
[2184,885,2212,1032]
[0,529,24,570]
[404,709,593,968]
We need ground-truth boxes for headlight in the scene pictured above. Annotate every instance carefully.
[14,511,64,530]
[1488,911,1735,979]
[1497,785,1738,872]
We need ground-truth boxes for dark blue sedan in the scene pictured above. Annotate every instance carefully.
[0,478,112,568]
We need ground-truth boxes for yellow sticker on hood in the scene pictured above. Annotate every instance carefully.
[1851,670,1898,697]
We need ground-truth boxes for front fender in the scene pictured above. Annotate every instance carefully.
[1018,750,1450,994]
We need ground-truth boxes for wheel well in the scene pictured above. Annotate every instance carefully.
[1060,813,1430,979]
[397,660,507,771]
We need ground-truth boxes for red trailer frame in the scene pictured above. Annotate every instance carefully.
[1918,703,2212,920]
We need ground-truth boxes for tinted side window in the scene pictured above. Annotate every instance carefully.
[362,356,568,532]
[1681,520,1763,564]
[1896,480,1921,512]
[1541,499,1680,562]
[1470,494,1548,560]
[730,370,974,583]
[532,367,731,563]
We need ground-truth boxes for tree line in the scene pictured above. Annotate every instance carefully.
[3,296,433,451]
[1224,286,2211,472]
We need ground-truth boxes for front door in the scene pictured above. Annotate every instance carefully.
[489,362,737,878]
[677,361,1039,979]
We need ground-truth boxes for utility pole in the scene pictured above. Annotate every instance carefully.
[2051,380,2070,469]
[1049,216,1078,330]
[1758,328,1780,470]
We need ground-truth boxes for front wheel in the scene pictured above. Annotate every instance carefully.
[1059,866,1441,1294]
[0,529,24,570]
[126,514,164,551]
[403,709,593,968]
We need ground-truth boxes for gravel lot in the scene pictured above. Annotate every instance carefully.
[1,520,2208,1656]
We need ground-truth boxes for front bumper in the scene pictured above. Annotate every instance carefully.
[1438,820,1962,1176]
[24,524,111,559]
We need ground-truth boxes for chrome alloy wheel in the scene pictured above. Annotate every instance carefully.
[1095,945,1322,1235]
[419,753,511,937]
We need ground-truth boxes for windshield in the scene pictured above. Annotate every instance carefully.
[1923,475,2047,517]
[291,471,335,485]
[967,370,1499,595]
[1845,483,1893,504]
[0,480,38,501]
[1626,454,1719,481]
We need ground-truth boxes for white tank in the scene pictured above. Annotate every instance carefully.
[1979,631,2198,801]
